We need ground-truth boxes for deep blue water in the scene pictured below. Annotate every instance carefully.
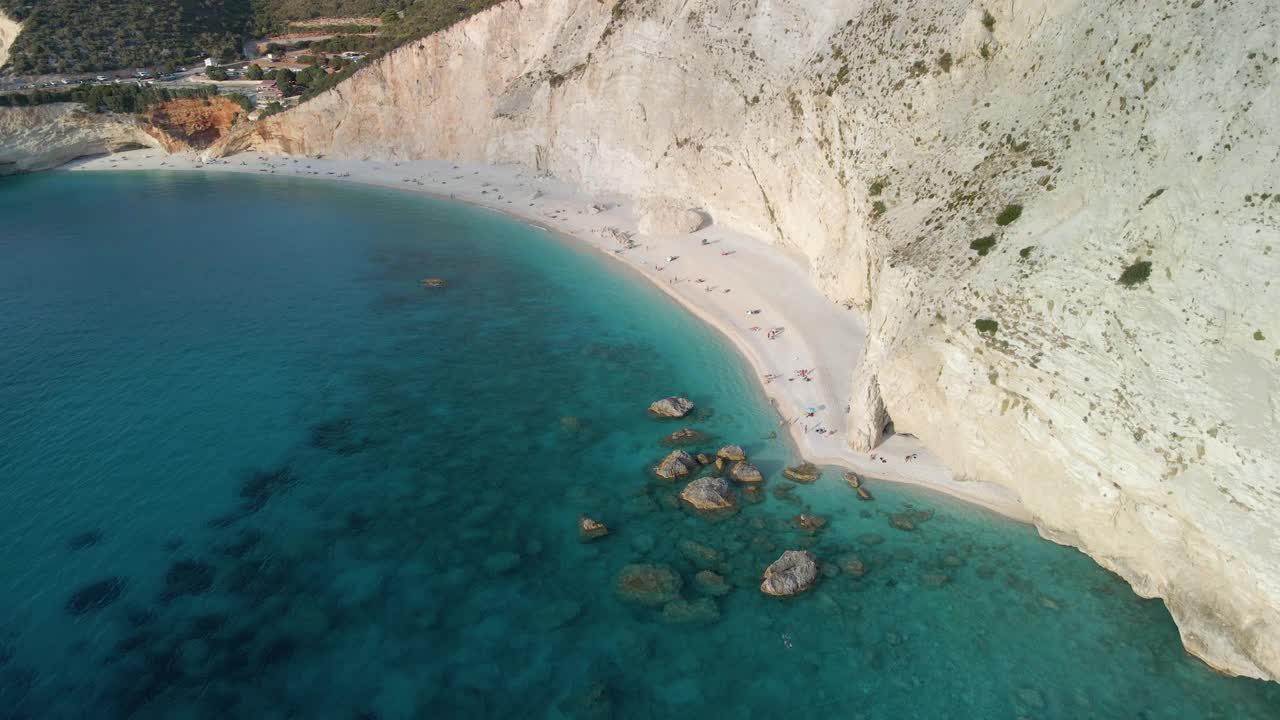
[0,171,1276,719]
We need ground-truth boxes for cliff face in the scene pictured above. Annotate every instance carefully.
[0,103,160,174]
[0,9,18,69]
[223,0,1277,680]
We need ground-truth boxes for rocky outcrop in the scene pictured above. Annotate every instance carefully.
[716,445,746,462]
[578,515,609,541]
[636,197,705,235]
[210,0,1278,680]
[782,463,822,484]
[647,396,694,418]
[654,450,697,480]
[760,551,819,597]
[679,476,736,512]
[726,461,763,484]
[0,104,160,175]
[142,97,245,152]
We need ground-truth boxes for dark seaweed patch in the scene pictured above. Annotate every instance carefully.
[65,577,127,615]
[220,529,263,559]
[160,560,215,601]
[207,512,242,529]
[239,466,297,513]
[257,636,296,666]
[67,530,103,551]
[189,613,228,639]
[308,417,371,455]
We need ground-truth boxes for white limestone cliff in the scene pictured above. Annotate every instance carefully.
[0,9,19,70]
[189,0,1280,681]
[0,103,160,174]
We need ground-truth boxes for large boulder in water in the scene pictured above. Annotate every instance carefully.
[716,445,746,462]
[760,550,820,597]
[727,461,763,484]
[637,198,707,235]
[654,450,697,480]
[578,515,609,542]
[615,563,682,606]
[649,396,695,418]
[782,462,822,484]
[679,476,736,511]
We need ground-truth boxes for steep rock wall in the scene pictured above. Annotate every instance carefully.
[0,9,19,70]
[220,0,1280,680]
[0,103,160,174]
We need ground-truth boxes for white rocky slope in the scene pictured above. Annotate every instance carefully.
[222,0,1276,681]
[0,103,160,174]
[0,9,19,69]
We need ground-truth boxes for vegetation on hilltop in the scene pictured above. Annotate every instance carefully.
[0,0,249,74]
[251,0,396,30]
[0,82,218,111]
[2,0,505,78]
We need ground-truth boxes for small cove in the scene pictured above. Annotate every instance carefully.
[0,171,1276,718]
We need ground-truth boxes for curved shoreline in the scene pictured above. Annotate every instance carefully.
[63,149,1031,523]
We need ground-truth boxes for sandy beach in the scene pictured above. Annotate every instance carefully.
[66,149,1030,522]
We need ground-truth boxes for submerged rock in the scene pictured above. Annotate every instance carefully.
[793,513,829,532]
[856,486,875,502]
[727,461,763,484]
[663,427,710,446]
[695,453,712,465]
[920,573,952,588]
[484,551,522,575]
[615,563,683,606]
[648,396,694,418]
[782,462,822,484]
[760,550,820,597]
[771,483,802,505]
[531,600,583,631]
[843,471,862,489]
[578,515,610,542]
[558,680,613,720]
[889,513,917,532]
[679,476,737,511]
[654,450,698,480]
[840,555,868,578]
[716,445,747,462]
[661,597,720,625]
[742,485,765,504]
[694,570,732,597]
[65,577,127,615]
[678,539,725,570]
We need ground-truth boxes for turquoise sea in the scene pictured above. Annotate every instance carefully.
[0,171,1276,719]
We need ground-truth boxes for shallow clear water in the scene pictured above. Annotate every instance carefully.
[0,171,1276,720]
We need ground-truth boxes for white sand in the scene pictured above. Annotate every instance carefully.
[67,150,1031,522]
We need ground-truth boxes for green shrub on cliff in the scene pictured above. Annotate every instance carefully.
[1118,260,1152,287]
